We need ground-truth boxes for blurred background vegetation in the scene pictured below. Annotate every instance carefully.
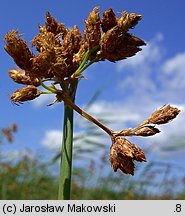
[1,102,185,200]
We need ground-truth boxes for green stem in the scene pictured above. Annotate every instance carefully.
[39,79,57,93]
[78,56,101,74]
[72,45,99,78]
[58,101,74,200]
[41,91,53,95]
[58,81,77,200]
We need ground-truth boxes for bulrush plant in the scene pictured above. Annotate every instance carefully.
[4,7,180,199]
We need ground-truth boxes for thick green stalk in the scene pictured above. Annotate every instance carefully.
[58,81,77,200]
[58,102,74,200]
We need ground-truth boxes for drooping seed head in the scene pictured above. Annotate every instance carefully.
[110,137,146,175]
[10,85,42,103]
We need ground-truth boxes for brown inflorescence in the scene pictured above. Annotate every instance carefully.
[84,6,101,49]
[8,69,40,86]
[10,85,42,103]
[110,136,146,175]
[148,104,181,125]
[45,11,68,37]
[5,30,34,71]
[99,10,146,62]
[5,7,145,89]
[134,126,160,137]
[100,31,145,62]
[59,25,82,76]
[117,12,142,32]
[101,8,117,32]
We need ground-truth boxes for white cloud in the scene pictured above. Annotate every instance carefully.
[116,33,165,99]
[41,129,62,150]
[116,32,185,105]
[83,101,142,132]
[160,52,185,98]
[42,129,83,150]
[117,32,164,71]
[32,93,56,108]
[32,83,61,108]
[163,52,185,74]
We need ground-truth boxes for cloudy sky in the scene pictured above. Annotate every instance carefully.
[1,0,185,170]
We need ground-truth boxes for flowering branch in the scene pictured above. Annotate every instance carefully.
[4,6,181,200]
[53,90,181,175]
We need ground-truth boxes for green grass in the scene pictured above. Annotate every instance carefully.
[1,155,184,200]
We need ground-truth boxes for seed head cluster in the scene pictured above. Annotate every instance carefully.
[110,104,180,175]
[5,7,145,103]
[110,137,146,175]
[4,7,181,175]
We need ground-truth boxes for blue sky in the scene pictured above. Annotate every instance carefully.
[1,0,185,174]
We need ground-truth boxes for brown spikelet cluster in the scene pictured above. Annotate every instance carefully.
[100,10,145,62]
[110,104,180,175]
[134,126,160,137]
[45,11,68,37]
[1,123,17,142]
[4,30,34,71]
[10,85,42,104]
[8,69,40,86]
[110,137,146,175]
[101,8,117,32]
[84,6,101,49]
[148,104,181,124]
[5,7,145,103]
